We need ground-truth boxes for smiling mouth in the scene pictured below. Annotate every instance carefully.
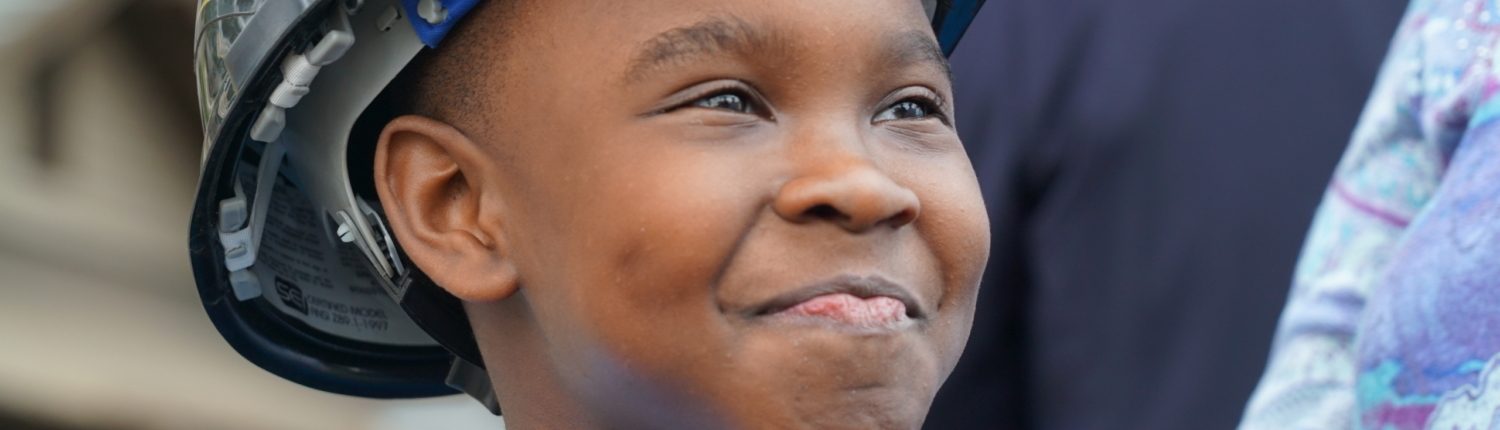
[751,275,925,329]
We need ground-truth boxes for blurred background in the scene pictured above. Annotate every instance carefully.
[0,1,498,429]
[0,0,1408,429]
[927,1,1407,429]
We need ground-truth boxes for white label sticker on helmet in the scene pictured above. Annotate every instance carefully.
[237,153,435,346]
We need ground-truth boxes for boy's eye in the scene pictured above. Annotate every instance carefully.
[693,91,753,114]
[875,98,941,123]
[652,81,772,122]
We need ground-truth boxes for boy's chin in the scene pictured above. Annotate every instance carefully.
[733,380,936,430]
[722,325,944,429]
[576,331,942,430]
[564,312,951,429]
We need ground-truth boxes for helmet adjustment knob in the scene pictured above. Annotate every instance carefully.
[417,0,448,25]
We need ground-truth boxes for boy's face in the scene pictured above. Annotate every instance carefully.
[378,0,989,427]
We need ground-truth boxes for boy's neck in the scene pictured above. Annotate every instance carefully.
[468,296,607,430]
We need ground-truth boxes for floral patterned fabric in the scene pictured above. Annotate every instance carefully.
[1240,0,1500,428]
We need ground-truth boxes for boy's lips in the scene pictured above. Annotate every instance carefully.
[777,293,910,327]
[750,275,925,328]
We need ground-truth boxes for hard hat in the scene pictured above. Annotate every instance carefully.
[190,0,986,414]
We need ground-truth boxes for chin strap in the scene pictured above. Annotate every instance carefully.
[396,269,497,413]
[447,358,501,415]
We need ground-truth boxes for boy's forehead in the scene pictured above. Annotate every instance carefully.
[620,11,950,84]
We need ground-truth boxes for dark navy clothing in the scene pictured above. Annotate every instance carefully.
[926,1,1405,429]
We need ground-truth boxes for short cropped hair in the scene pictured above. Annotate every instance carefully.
[386,0,520,131]
[350,1,519,202]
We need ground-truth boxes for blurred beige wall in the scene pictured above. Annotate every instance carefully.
[0,1,500,429]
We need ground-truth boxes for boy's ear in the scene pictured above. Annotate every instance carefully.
[373,115,518,302]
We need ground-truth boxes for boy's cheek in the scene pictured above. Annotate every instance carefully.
[910,156,990,358]
[538,146,760,321]
[903,152,991,271]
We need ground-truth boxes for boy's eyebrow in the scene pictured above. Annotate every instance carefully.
[884,31,952,82]
[624,16,775,83]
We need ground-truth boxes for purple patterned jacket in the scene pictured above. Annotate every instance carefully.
[1241,1,1500,428]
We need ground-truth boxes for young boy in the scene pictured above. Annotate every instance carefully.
[190,0,988,428]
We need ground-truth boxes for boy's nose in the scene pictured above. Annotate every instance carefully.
[773,159,921,233]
